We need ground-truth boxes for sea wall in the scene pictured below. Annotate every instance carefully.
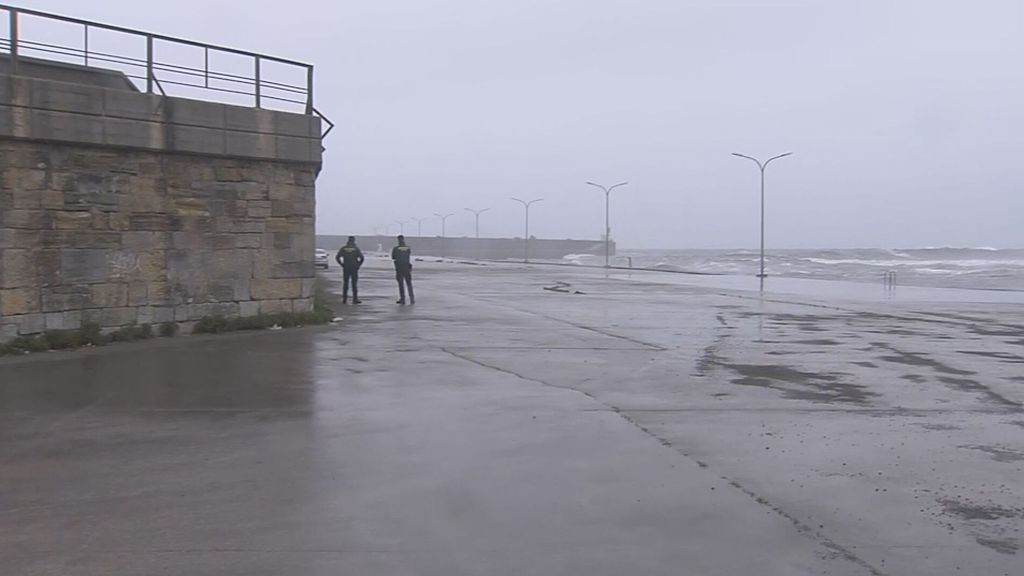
[0,69,322,339]
[317,235,613,260]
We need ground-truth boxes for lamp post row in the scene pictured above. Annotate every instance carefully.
[371,152,791,287]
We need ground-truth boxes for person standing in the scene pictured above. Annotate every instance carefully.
[335,236,365,304]
[391,235,415,305]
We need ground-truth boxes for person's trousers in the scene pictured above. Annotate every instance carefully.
[396,269,414,303]
[343,268,359,300]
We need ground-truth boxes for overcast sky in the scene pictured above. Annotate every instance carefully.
[25,0,1024,248]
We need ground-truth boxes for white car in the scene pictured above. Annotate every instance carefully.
[314,249,330,270]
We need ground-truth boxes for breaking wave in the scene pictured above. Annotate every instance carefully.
[616,248,1024,291]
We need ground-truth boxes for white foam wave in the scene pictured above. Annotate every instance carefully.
[801,258,1024,268]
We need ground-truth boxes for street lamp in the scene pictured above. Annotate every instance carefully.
[434,212,455,238]
[585,181,629,267]
[511,197,543,263]
[731,152,792,291]
[410,217,429,237]
[395,219,408,235]
[464,207,491,238]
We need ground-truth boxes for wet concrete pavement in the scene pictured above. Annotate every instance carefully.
[1,256,1022,575]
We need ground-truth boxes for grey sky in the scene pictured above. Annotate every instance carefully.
[27,0,1024,248]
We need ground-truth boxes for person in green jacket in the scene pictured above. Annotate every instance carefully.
[335,236,365,304]
[391,235,415,305]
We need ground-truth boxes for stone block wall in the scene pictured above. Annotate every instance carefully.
[0,63,323,341]
[0,140,317,339]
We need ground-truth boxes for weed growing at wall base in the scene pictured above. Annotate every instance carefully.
[0,322,155,356]
[192,308,334,335]
[1,294,335,356]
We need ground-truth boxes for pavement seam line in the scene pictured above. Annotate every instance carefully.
[464,295,668,351]
[613,407,890,576]
[440,348,601,402]
[441,347,889,576]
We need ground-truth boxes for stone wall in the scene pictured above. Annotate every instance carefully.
[0,140,316,339]
[0,63,322,341]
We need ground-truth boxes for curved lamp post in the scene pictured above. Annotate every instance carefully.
[434,212,455,238]
[731,152,792,291]
[585,181,629,267]
[464,207,491,239]
[410,217,429,237]
[511,197,543,263]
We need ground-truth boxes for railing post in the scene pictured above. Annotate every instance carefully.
[146,35,154,93]
[306,65,314,115]
[84,24,89,66]
[204,47,209,88]
[9,8,19,74]
[254,56,261,108]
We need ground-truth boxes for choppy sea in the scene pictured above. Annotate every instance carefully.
[561,248,1024,292]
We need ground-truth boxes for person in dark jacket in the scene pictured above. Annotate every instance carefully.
[335,236,365,304]
[391,235,415,305]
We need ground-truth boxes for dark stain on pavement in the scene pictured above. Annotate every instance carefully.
[723,363,875,405]
[958,444,1024,463]
[868,328,926,337]
[975,537,1019,555]
[969,325,1024,338]
[872,343,976,376]
[915,423,961,431]
[956,350,1024,363]
[936,377,1022,409]
[696,345,721,376]
[937,498,1023,522]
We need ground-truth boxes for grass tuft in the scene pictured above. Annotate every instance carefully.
[2,291,335,356]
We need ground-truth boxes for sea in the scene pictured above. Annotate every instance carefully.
[560,248,1024,292]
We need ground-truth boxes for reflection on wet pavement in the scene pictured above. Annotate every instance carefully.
[1,259,1022,575]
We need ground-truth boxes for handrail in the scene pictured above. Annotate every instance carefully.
[0,3,330,136]
[0,3,308,66]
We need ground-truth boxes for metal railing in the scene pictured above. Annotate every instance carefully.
[0,4,333,137]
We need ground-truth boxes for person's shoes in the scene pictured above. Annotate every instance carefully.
[396,299,405,305]
[342,299,348,305]
[410,299,415,305]
[354,299,363,304]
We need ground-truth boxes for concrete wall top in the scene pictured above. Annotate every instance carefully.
[0,54,139,91]
[0,72,322,166]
